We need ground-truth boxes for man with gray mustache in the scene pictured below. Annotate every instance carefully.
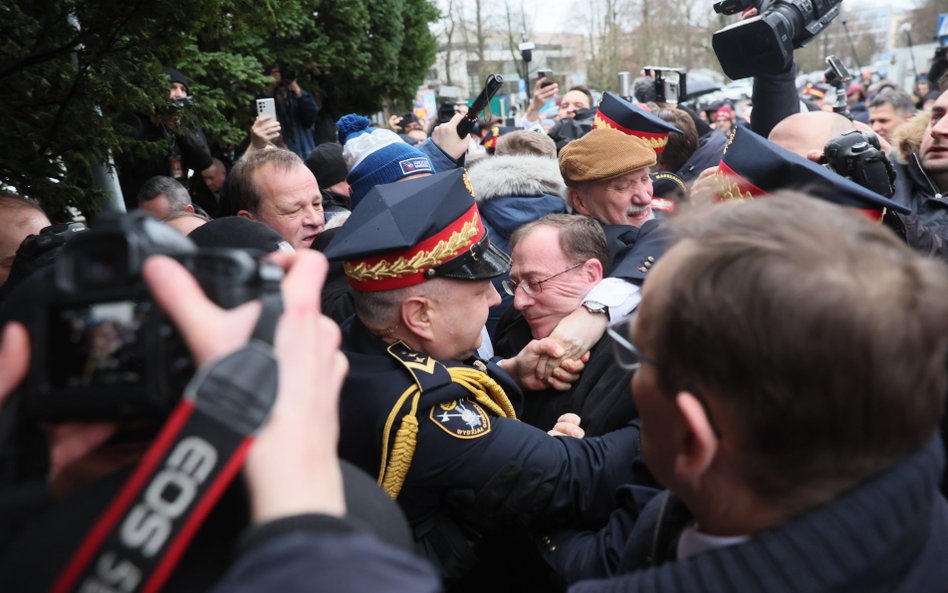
[560,128,657,229]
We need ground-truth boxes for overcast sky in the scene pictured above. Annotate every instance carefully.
[527,0,915,34]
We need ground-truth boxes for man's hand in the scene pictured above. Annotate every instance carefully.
[158,113,182,133]
[524,78,559,123]
[690,165,727,203]
[388,114,403,132]
[499,337,588,391]
[144,251,347,523]
[535,307,608,382]
[248,114,282,155]
[430,112,472,160]
[548,413,584,439]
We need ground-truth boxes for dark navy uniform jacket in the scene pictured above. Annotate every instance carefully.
[338,315,643,535]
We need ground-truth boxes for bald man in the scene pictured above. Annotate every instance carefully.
[767,111,859,161]
[0,193,51,287]
[694,111,871,194]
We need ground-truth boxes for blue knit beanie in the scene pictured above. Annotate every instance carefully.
[337,114,435,207]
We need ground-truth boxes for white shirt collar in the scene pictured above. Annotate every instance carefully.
[676,524,750,560]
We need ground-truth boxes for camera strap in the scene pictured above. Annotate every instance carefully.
[50,296,283,593]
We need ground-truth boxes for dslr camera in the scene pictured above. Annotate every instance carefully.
[4,211,283,422]
[712,0,841,80]
[821,129,896,198]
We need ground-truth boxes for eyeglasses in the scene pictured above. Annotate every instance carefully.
[607,313,656,372]
[609,313,723,439]
[502,262,583,297]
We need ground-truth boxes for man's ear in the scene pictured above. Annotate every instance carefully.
[568,188,589,215]
[184,204,195,214]
[672,391,720,488]
[581,258,603,283]
[236,209,255,221]
[401,296,434,342]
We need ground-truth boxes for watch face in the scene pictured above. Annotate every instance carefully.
[584,301,607,314]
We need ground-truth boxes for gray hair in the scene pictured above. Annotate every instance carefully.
[869,89,916,117]
[353,280,448,334]
[136,176,192,211]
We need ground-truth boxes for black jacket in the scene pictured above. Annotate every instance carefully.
[557,436,948,593]
[892,155,948,261]
[494,311,636,437]
[548,108,598,152]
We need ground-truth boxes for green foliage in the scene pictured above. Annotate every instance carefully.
[0,0,439,216]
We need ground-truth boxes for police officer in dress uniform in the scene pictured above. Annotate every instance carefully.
[323,170,646,581]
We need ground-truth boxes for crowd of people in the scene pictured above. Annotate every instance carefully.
[0,18,947,593]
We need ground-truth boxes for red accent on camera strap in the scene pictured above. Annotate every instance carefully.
[49,399,255,593]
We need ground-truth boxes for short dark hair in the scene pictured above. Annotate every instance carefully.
[509,213,609,274]
[654,107,698,173]
[228,148,305,214]
[632,77,656,103]
[651,193,948,504]
[567,85,594,108]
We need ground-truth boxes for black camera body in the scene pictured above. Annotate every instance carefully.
[712,0,841,80]
[821,129,896,198]
[159,96,193,115]
[7,212,283,422]
[278,63,297,84]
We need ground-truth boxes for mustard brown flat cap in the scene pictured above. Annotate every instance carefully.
[559,128,657,184]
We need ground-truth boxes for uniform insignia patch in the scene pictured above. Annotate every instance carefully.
[430,399,491,439]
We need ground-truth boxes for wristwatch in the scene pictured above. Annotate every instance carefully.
[582,301,609,316]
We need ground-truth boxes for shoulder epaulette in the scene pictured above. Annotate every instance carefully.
[386,341,453,393]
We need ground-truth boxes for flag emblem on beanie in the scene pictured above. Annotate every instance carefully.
[593,92,681,154]
[337,114,435,208]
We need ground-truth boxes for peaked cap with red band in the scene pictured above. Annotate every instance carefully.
[593,92,682,154]
[716,127,910,220]
[322,169,511,292]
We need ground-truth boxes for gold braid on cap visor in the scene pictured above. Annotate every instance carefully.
[344,211,482,282]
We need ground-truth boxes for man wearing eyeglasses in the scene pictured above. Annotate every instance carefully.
[530,127,670,383]
[494,214,639,438]
[538,193,948,592]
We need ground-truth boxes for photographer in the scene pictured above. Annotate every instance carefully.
[261,65,319,159]
[0,223,436,591]
[115,68,215,212]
